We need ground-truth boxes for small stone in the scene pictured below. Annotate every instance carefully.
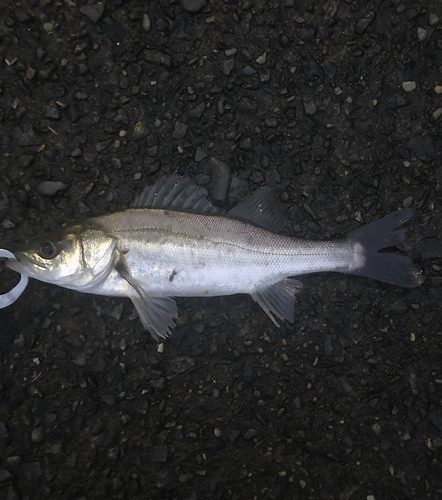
[243,65,256,76]
[409,135,437,162]
[195,147,207,162]
[435,85,442,94]
[418,28,427,41]
[144,51,172,67]
[402,81,416,92]
[181,0,207,14]
[37,181,67,196]
[239,137,253,151]
[214,428,222,437]
[142,14,151,32]
[26,67,37,80]
[429,14,439,26]
[256,52,267,65]
[169,356,195,374]
[355,14,374,34]
[209,157,230,202]
[402,196,413,208]
[18,154,33,167]
[225,48,237,56]
[371,423,381,436]
[343,435,353,447]
[79,3,104,23]
[265,117,278,127]
[244,429,258,440]
[31,427,44,443]
[72,353,87,367]
[432,108,442,120]
[95,139,112,152]
[303,101,317,116]
[172,121,188,140]
[70,147,82,157]
[6,456,21,466]
[131,121,150,142]
[150,377,166,389]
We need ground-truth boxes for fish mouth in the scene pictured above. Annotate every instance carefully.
[6,252,48,274]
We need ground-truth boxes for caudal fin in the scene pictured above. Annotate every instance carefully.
[348,209,423,287]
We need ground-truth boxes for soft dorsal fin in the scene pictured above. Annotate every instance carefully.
[132,174,219,214]
[228,186,287,232]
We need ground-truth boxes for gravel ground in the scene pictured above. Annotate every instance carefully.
[1,1,442,499]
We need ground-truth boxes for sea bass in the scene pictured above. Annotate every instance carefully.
[6,174,422,340]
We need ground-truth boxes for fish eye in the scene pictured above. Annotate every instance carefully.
[38,241,59,259]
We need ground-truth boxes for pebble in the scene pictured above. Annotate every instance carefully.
[303,59,324,86]
[303,101,317,116]
[79,3,105,23]
[429,14,439,26]
[243,65,256,76]
[222,58,235,76]
[402,196,413,208]
[131,121,150,142]
[209,157,230,202]
[239,137,252,151]
[72,352,88,367]
[144,51,172,67]
[195,147,207,162]
[142,13,151,32]
[432,108,442,120]
[409,135,437,162]
[417,28,427,41]
[46,101,60,120]
[402,81,416,92]
[244,428,258,440]
[172,121,188,140]
[37,181,67,196]
[31,427,44,443]
[435,85,442,94]
[181,0,207,13]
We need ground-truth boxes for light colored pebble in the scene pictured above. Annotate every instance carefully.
[402,81,416,92]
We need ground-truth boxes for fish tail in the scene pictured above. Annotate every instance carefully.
[347,209,423,287]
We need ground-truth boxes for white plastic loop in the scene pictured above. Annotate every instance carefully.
[0,249,29,308]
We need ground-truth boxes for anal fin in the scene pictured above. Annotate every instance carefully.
[250,278,303,327]
[131,294,178,341]
[116,259,178,341]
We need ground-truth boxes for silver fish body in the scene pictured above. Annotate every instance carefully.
[90,209,356,298]
[6,175,422,340]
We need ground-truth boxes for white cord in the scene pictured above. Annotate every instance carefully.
[0,249,29,308]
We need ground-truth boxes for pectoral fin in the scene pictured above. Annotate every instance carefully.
[250,278,303,327]
[116,259,178,341]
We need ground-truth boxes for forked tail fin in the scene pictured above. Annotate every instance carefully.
[347,209,423,287]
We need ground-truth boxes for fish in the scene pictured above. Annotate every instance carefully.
[5,174,423,341]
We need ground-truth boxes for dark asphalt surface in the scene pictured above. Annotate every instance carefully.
[1,1,442,499]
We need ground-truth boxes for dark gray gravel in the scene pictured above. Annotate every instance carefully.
[1,1,442,499]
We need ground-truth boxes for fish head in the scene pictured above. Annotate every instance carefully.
[6,225,117,290]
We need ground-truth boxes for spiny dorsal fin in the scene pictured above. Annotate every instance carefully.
[228,186,287,232]
[132,174,219,214]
